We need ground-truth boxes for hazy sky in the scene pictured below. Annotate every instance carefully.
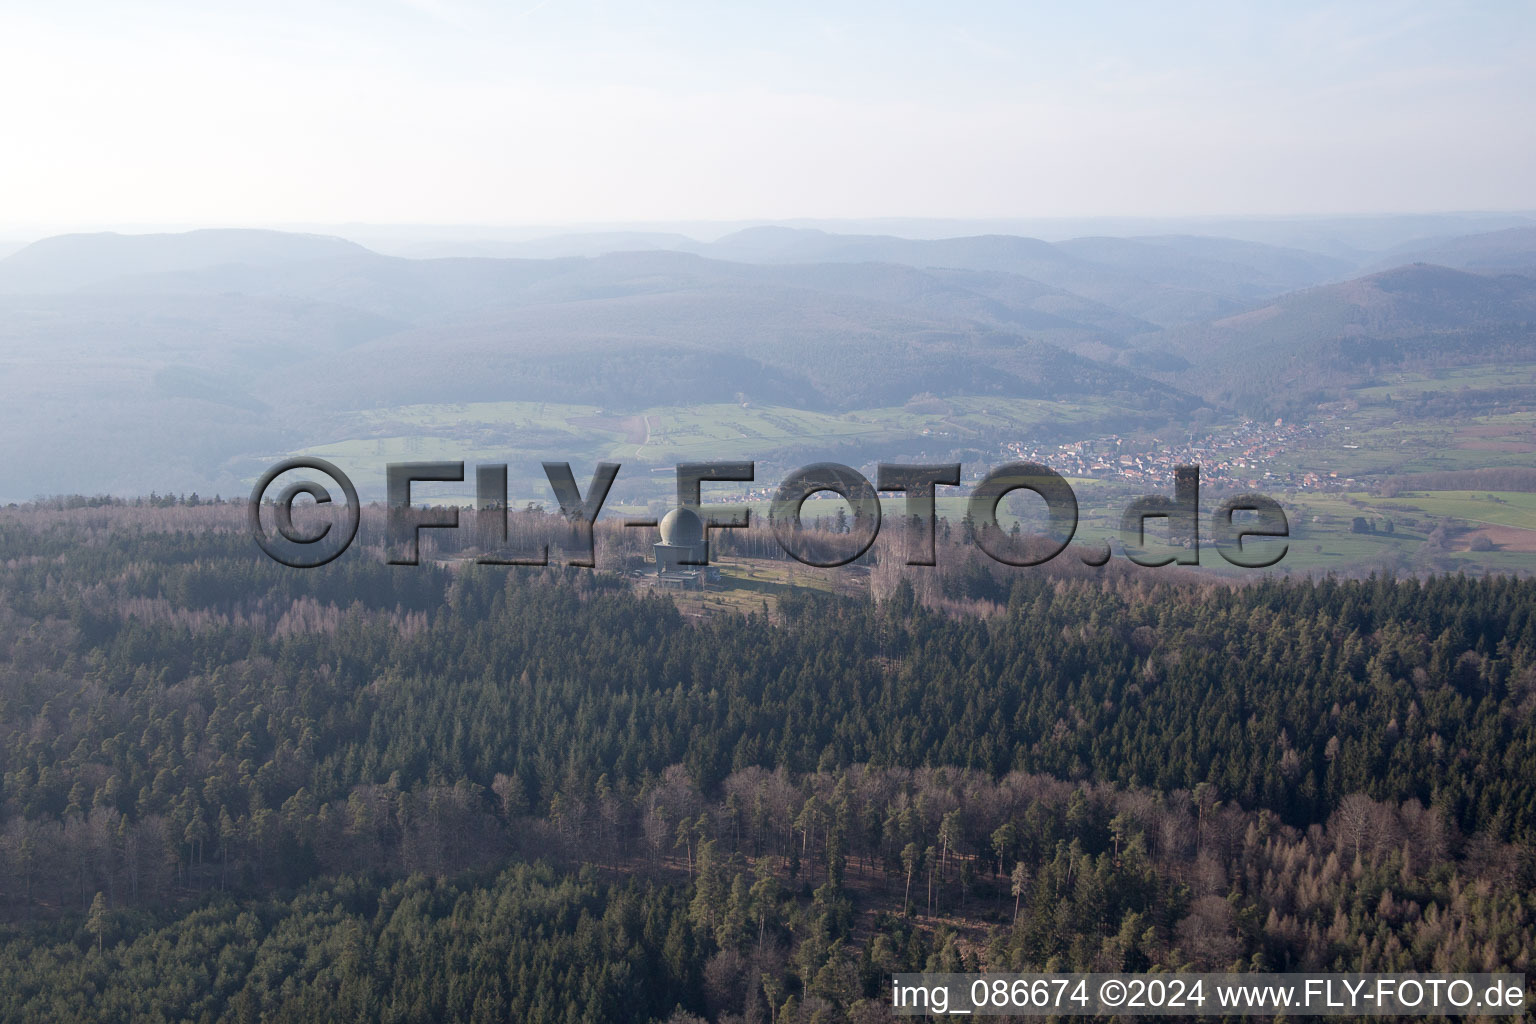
[3,0,1534,228]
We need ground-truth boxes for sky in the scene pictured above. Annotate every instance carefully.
[2,0,1534,229]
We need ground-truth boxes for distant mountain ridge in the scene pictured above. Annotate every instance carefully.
[695,228,1254,326]
[0,227,1201,495]
[0,229,370,294]
[283,281,1183,413]
[1376,226,1536,275]
[1145,263,1536,413]
[2,224,1534,494]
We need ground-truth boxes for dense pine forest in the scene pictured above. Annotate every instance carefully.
[0,504,1533,1022]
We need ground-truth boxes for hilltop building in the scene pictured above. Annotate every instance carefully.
[654,506,719,587]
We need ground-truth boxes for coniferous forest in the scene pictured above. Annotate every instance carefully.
[0,504,1533,1022]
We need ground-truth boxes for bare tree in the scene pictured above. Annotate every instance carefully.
[1331,793,1378,864]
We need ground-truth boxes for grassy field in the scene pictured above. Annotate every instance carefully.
[1352,365,1536,399]
[283,396,1130,505]
[616,404,894,462]
[300,396,1126,465]
[1368,490,1536,531]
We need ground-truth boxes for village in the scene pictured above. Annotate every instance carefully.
[1001,417,1358,493]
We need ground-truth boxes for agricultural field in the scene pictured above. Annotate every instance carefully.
[1351,364,1536,400]
[1252,362,1536,481]
[1368,490,1536,531]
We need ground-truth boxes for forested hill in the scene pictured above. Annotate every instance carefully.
[1147,264,1536,414]
[0,509,1534,1020]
